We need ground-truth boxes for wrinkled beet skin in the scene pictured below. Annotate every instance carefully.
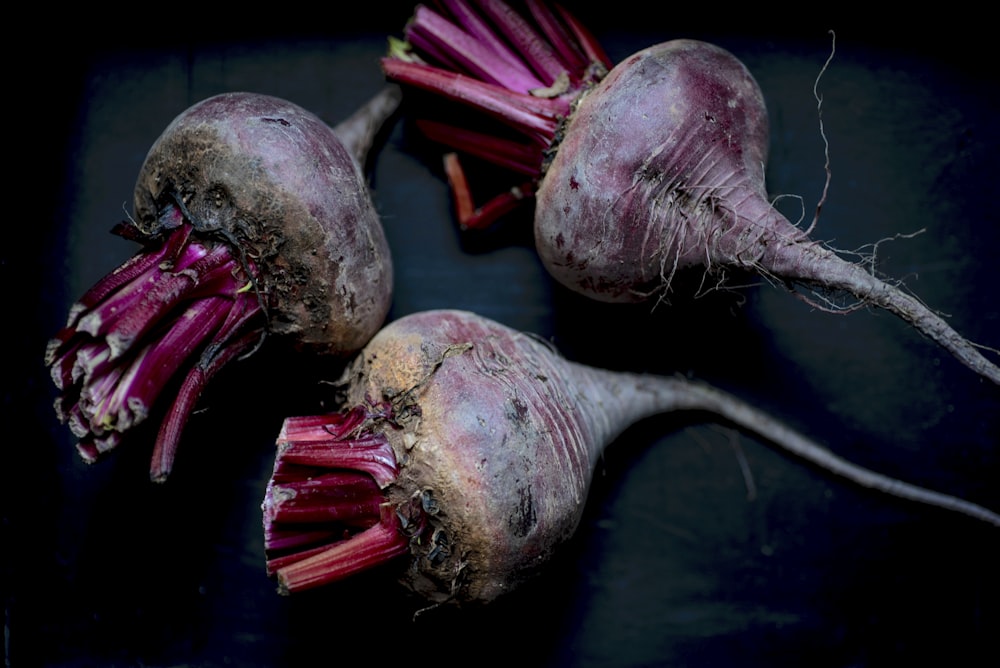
[133,92,393,357]
[338,310,630,604]
[536,40,795,303]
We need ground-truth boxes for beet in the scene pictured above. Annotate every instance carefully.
[45,88,399,481]
[380,1,1000,385]
[262,309,998,607]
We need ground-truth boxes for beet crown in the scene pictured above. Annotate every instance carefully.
[134,91,393,356]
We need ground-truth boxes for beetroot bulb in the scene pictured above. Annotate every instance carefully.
[45,86,400,482]
[261,309,998,607]
[380,1,1000,385]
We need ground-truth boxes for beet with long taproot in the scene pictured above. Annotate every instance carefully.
[262,309,999,607]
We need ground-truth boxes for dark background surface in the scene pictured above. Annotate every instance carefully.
[7,4,999,667]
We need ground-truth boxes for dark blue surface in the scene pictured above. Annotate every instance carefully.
[7,5,999,667]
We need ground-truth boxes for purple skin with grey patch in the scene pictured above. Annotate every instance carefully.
[133,92,393,357]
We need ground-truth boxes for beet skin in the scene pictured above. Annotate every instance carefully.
[133,92,393,357]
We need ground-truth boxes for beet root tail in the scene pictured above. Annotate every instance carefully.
[661,377,1000,527]
[770,242,1000,386]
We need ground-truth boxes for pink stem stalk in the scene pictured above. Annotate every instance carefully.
[381,0,607,228]
[270,505,410,594]
[262,404,417,593]
[46,208,266,479]
[149,299,265,481]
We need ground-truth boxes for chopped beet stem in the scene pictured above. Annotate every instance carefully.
[149,311,264,482]
[278,406,368,442]
[264,527,344,556]
[526,0,587,73]
[71,223,193,316]
[442,151,534,229]
[477,0,568,86]
[278,441,399,488]
[265,470,383,524]
[273,505,410,594]
[379,60,564,139]
[417,120,544,176]
[382,0,605,231]
[410,3,545,92]
[440,0,532,72]
[101,296,235,427]
[275,408,400,487]
[444,153,477,222]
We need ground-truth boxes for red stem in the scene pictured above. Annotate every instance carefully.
[262,408,423,594]
[47,218,266,475]
[271,505,410,594]
[150,301,264,481]
[382,0,610,230]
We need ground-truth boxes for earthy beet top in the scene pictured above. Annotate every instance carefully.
[133,91,393,357]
